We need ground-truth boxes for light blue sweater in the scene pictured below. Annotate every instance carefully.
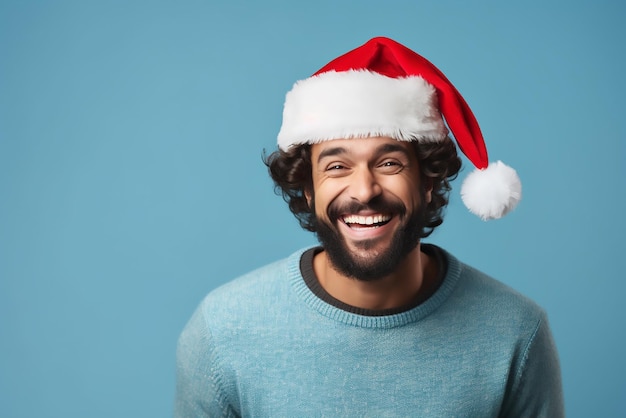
[175,246,563,417]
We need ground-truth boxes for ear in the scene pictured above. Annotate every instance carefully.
[304,188,313,209]
[423,179,433,204]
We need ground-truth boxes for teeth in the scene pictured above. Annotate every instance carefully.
[343,214,391,225]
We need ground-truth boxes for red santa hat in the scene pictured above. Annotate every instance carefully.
[277,37,521,220]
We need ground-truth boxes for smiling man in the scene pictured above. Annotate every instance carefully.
[310,137,438,308]
[175,37,564,417]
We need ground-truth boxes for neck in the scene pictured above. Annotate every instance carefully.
[312,243,438,311]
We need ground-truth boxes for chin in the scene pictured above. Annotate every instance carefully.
[316,214,423,282]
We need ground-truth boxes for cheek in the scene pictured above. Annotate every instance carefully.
[312,183,345,219]
[384,176,423,206]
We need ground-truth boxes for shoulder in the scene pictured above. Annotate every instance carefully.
[193,247,310,329]
[206,247,308,299]
[439,247,547,335]
[435,248,564,416]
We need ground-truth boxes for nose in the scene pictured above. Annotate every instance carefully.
[349,167,382,203]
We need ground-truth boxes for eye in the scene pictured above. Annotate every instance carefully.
[382,161,399,167]
[378,159,404,173]
[326,163,346,171]
[322,162,351,178]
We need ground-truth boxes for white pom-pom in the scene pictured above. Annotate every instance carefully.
[461,161,521,220]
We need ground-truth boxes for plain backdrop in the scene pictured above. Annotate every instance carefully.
[1,0,624,416]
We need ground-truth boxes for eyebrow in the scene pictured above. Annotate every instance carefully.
[317,142,411,163]
[317,146,347,162]
[376,142,411,158]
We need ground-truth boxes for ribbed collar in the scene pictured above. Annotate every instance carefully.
[287,245,462,329]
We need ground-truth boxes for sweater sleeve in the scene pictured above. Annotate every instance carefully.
[500,313,565,418]
[174,303,238,418]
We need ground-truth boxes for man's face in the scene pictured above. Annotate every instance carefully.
[309,136,431,281]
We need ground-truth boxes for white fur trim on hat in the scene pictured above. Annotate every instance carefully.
[461,161,522,220]
[277,70,448,150]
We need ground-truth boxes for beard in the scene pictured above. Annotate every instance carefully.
[313,193,427,282]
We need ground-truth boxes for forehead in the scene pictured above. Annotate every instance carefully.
[311,136,414,161]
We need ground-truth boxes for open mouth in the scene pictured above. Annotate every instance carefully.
[341,214,392,229]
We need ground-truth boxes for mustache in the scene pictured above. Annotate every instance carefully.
[327,195,407,223]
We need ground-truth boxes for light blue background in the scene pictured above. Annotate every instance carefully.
[1,1,624,416]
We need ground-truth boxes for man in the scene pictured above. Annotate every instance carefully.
[175,37,564,417]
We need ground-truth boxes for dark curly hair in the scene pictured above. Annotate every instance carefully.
[263,137,462,238]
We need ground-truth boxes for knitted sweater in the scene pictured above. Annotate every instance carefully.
[175,246,564,417]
